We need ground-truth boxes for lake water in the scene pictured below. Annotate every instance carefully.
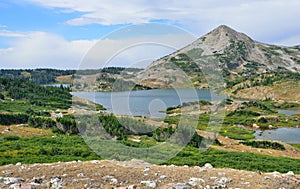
[72,89,225,117]
[254,128,300,144]
[278,109,300,116]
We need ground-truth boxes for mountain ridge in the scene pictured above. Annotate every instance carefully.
[136,25,300,90]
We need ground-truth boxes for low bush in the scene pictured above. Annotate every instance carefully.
[240,140,285,150]
[0,113,29,125]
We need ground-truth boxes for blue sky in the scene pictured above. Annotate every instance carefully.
[1,0,300,69]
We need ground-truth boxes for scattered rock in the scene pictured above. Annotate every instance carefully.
[188,177,205,186]
[215,177,232,185]
[140,181,157,188]
[77,173,85,177]
[110,178,118,185]
[144,166,152,172]
[30,177,44,184]
[285,171,294,176]
[1,177,24,185]
[49,176,63,189]
[203,163,213,169]
[210,177,218,180]
[252,123,260,129]
[102,175,114,180]
[0,160,300,188]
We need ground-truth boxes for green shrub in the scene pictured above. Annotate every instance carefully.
[3,136,20,141]
[240,140,285,150]
[0,113,29,125]
[227,110,260,117]
[0,93,4,100]
[258,117,268,123]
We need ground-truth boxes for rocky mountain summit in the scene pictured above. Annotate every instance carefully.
[1,159,299,189]
[136,25,300,89]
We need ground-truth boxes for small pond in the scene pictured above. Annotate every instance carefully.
[277,109,300,116]
[254,128,300,144]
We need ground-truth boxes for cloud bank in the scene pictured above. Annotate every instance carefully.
[27,0,300,43]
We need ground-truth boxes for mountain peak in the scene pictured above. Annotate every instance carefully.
[183,25,255,57]
[205,25,253,43]
[213,25,236,32]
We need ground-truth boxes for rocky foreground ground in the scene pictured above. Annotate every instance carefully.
[0,159,299,189]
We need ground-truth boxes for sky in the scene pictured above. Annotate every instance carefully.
[1,0,300,69]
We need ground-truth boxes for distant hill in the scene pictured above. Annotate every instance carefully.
[0,69,75,85]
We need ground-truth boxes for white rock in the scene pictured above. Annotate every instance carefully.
[3,177,23,185]
[189,177,205,183]
[77,173,85,177]
[91,160,100,164]
[15,162,22,166]
[216,177,232,185]
[188,177,205,187]
[143,167,151,172]
[19,165,26,170]
[110,178,118,185]
[160,175,167,179]
[140,181,157,188]
[286,171,294,176]
[102,175,114,180]
[203,163,213,169]
[50,177,63,189]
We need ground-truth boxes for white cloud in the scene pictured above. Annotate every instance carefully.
[0,30,26,38]
[0,30,195,69]
[26,0,300,45]
[80,33,195,69]
[0,32,97,69]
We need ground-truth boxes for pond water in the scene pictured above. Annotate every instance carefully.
[254,128,300,144]
[44,84,72,88]
[277,109,300,116]
[72,89,225,118]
